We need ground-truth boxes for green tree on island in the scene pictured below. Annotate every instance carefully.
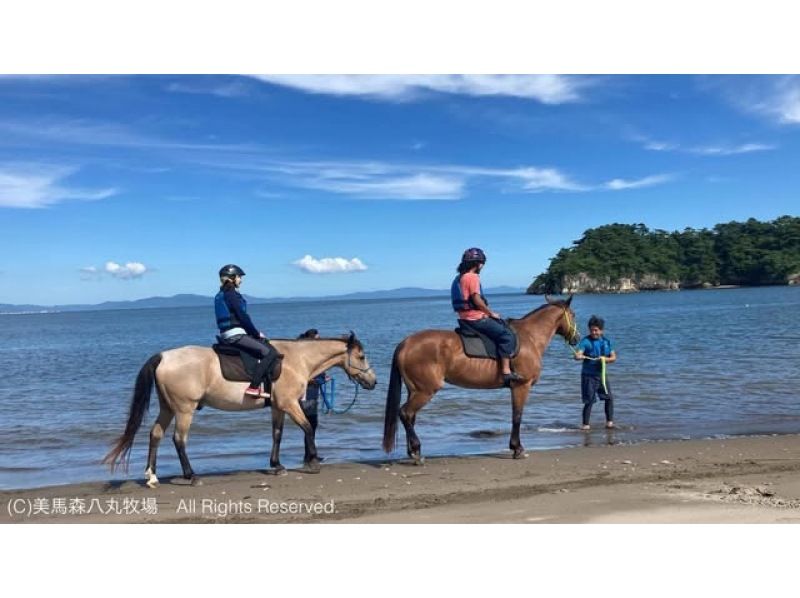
[528,216,800,294]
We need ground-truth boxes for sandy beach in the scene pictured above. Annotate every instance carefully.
[2,434,799,523]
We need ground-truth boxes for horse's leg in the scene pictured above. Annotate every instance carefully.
[400,391,434,465]
[269,407,287,475]
[509,382,532,459]
[172,411,201,485]
[144,407,174,489]
[282,402,320,474]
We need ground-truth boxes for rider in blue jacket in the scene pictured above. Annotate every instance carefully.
[215,264,271,397]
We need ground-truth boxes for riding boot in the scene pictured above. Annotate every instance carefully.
[251,359,272,395]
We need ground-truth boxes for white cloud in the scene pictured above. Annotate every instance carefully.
[637,134,776,156]
[743,76,800,124]
[0,118,259,154]
[166,80,249,98]
[191,154,669,198]
[704,76,800,126]
[604,174,674,190]
[644,140,678,151]
[293,255,368,274]
[250,75,588,104]
[0,163,118,208]
[304,173,464,200]
[688,143,776,155]
[80,262,151,280]
[509,167,589,192]
[104,261,150,279]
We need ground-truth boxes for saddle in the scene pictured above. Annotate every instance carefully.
[455,321,520,360]
[212,341,284,385]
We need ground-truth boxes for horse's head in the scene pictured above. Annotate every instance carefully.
[343,331,377,390]
[545,294,580,346]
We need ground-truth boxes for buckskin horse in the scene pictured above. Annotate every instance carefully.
[103,333,376,487]
[382,295,579,463]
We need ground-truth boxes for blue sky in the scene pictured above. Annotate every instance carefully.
[1,74,799,305]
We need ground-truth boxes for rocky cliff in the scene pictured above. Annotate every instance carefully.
[527,272,681,294]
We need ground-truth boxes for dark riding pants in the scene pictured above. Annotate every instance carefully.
[224,334,273,389]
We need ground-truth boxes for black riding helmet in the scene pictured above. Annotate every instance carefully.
[219,264,246,278]
[461,247,486,263]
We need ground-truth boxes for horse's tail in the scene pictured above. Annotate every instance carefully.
[102,353,162,472]
[382,343,404,453]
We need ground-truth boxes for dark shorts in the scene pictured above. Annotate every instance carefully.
[581,373,613,404]
[458,317,517,358]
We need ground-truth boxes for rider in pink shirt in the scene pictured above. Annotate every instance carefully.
[451,247,523,387]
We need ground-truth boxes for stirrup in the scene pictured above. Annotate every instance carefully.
[502,372,524,387]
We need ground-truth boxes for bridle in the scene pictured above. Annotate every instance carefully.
[344,344,374,384]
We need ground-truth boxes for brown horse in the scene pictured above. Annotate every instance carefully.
[103,333,376,487]
[382,296,579,463]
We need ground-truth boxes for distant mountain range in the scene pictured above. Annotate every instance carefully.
[0,286,525,314]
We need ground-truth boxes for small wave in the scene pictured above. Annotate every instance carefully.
[537,427,573,433]
[0,465,46,472]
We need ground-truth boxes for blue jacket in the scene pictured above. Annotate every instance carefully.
[214,288,259,337]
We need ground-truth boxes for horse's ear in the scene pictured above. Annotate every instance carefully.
[544,294,553,305]
[347,331,356,347]
[566,293,574,307]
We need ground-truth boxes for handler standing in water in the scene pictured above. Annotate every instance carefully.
[574,315,617,429]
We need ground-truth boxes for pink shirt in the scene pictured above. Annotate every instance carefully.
[458,272,487,321]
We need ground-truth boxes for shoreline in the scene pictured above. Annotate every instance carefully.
[527,283,800,295]
[3,434,800,523]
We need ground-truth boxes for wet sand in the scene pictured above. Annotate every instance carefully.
[2,434,800,523]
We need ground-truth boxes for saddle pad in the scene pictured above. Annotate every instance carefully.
[213,344,259,382]
[455,324,520,360]
[212,343,284,383]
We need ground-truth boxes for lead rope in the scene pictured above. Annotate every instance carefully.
[320,377,359,415]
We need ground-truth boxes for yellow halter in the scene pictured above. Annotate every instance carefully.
[562,308,578,342]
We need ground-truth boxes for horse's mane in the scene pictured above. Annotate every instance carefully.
[514,300,570,322]
[274,336,364,350]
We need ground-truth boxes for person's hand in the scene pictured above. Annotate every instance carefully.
[490,311,502,320]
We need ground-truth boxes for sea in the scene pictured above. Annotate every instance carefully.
[1,286,799,490]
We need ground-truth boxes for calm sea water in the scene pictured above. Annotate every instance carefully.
[1,286,799,489]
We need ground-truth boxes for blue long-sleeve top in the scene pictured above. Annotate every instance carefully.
[215,288,260,337]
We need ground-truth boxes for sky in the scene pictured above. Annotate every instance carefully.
[1,74,799,305]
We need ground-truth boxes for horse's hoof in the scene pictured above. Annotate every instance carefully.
[190,476,203,487]
[304,459,321,474]
[409,453,425,466]
[269,465,287,476]
[145,479,159,489]
[512,450,527,460]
